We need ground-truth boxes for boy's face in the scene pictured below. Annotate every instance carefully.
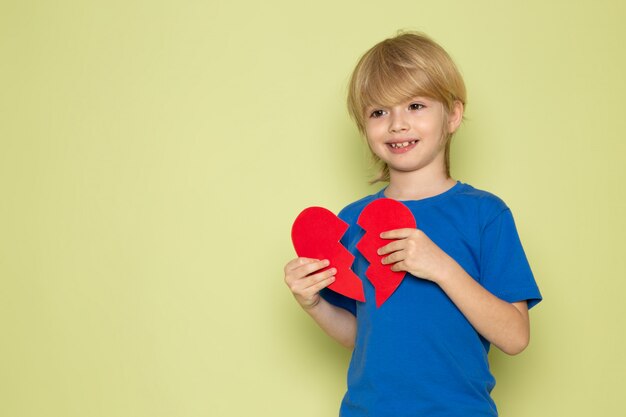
[364,97,460,178]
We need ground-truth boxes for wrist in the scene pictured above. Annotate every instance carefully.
[434,255,460,287]
[301,296,322,311]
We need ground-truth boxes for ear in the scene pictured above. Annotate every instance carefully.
[447,100,464,134]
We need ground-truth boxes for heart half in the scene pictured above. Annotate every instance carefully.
[356,198,416,307]
[291,207,365,302]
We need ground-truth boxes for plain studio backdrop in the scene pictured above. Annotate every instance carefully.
[1,0,625,416]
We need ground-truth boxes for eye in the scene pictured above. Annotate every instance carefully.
[369,109,386,118]
[409,103,425,111]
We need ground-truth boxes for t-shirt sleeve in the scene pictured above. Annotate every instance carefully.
[479,208,542,309]
[320,287,357,316]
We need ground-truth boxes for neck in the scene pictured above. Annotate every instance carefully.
[385,166,456,201]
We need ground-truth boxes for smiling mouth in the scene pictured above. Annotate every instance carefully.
[388,140,418,149]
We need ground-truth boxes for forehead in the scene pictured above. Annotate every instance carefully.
[359,66,435,110]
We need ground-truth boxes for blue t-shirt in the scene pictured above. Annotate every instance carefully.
[321,181,542,417]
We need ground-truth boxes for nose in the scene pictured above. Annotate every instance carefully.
[388,111,409,133]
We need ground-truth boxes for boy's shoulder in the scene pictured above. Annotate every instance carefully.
[337,182,511,224]
[455,182,509,209]
[453,182,512,226]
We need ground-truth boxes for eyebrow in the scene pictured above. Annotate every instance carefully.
[365,97,430,111]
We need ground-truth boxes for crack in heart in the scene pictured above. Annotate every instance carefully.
[356,199,416,307]
[291,199,416,307]
[291,207,365,302]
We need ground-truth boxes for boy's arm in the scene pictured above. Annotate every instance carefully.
[284,257,357,349]
[379,229,530,355]
[302,298,357,349]
[436,263,529,355]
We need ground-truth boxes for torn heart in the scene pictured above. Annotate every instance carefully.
[356,199,416,307]
[291,207,365,302]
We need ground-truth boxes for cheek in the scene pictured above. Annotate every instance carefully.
[365,136,380,154]
[418,120,446,141]
[365,122,386,141]
[364,134,386,159]
[364,123,374,138]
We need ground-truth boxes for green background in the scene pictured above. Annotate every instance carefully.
[2,0,625,416]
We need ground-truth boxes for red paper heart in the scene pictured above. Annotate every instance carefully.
[356,198,416,307]
[291,207,365,302]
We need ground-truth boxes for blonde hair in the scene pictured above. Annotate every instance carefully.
[347,31,467,182]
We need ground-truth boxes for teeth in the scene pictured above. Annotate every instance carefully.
[390,140,417,149]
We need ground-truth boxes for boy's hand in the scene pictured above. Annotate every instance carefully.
[377,228,453,284]
[284,257,336,310]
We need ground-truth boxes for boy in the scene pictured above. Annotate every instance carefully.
[284,32,542,416]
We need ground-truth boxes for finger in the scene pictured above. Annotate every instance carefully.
[390,261,406,272]
[381,250,405,265]
[377,239,404,255]
[284,257,318,273]
[285,259,327,286]
[380,228,415,240]
[292,267,336,295]
[302,267,337,291]
[307,275,336,294]
[293,258,330,278]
